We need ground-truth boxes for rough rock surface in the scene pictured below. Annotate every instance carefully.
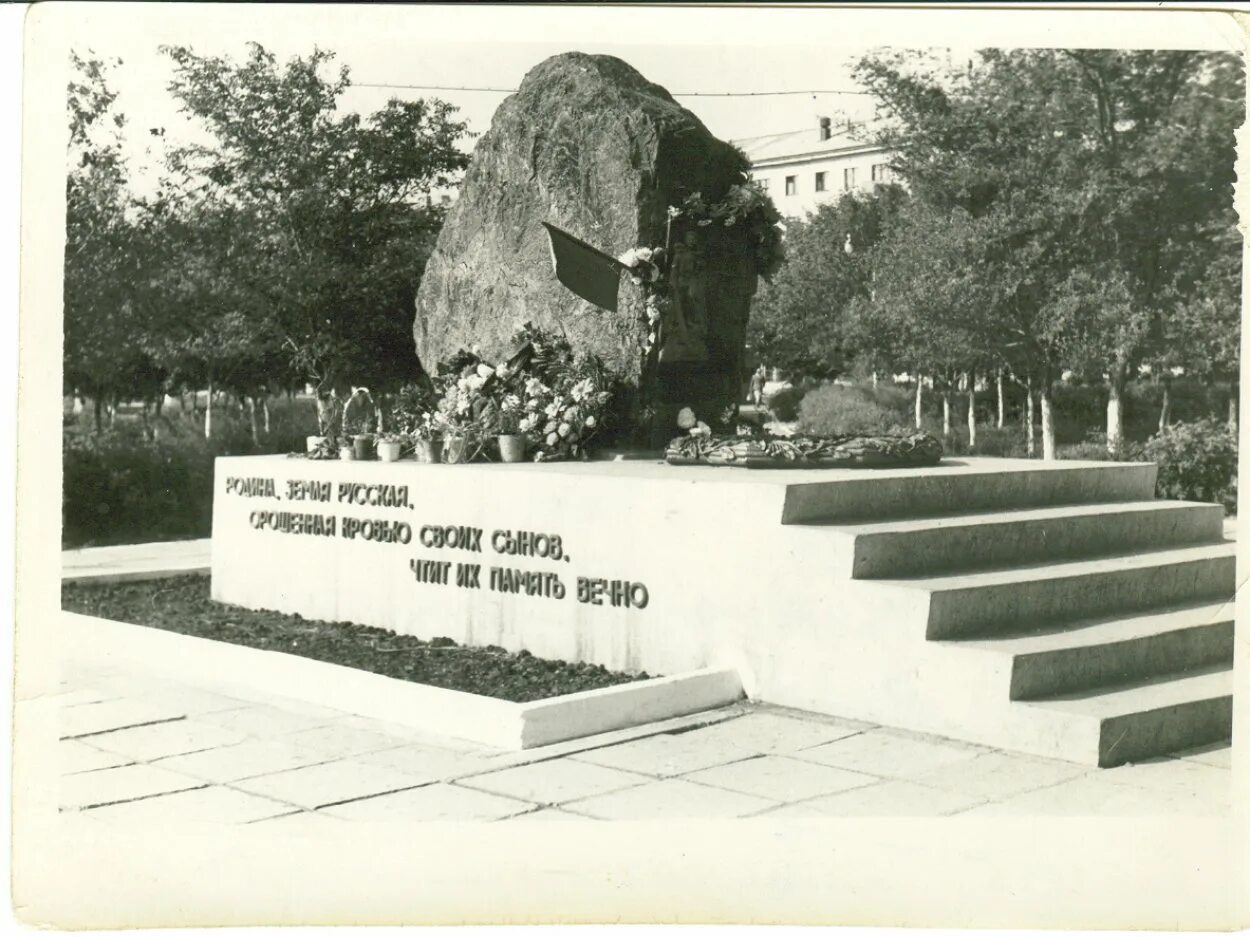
[413,53,758,436]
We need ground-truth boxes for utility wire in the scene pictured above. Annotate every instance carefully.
[353,81,873,97]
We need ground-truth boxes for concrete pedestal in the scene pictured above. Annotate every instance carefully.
[211,454,1233,765]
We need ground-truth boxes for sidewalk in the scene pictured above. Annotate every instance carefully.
[51,539,1233,822]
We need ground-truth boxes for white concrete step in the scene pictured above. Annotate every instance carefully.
[837,500,1224,579]
[958,600,1235,700]
[1017,665,1233,767]
[780,459,1157,523]
[889,542,1235,639]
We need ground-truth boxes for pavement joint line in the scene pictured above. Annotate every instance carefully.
[61,715,189,741]
[70,782,211,812]
[304,782,434,811]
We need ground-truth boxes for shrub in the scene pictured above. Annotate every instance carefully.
[1139,418,1237,514]
[798,383,913,436]
[62,394,321,548]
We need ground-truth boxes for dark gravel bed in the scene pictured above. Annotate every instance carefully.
[61,575,653,703]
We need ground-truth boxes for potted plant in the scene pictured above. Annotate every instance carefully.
[339,438,355,460]
[495,395,528,463]
[412,413,441,463]
[376,433,406,463]
[352,433,375,461]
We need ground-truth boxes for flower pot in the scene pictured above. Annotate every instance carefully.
[442,436,470,465]
[306,435,327,453]
[353,436,374,461]
[377,440,403,463]
[498,434,528,463]
[415,439,441,464]
[339,446,355,461]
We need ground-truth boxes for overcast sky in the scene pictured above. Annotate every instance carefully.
[59,4,1238,195]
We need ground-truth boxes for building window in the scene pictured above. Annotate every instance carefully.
[785,175,797,196]
[814,172,826,192]
[871,163,890,183]
[843,167,856,191]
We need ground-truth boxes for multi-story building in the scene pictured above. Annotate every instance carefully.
[733,116,895,219]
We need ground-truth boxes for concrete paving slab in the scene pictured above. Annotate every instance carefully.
[88,784,294,825]
[192,705,332,740]
[354,744,500,783]
[763,780,985,817]
[675,711,868,755]
[57,739,136,775]
[790,728,985,779]
[459,758,649,806]
[281,723,413,760]
[61,763,206,810]
[322,783,527,821]
[906,751,1093,801]
[685,755,877,802]
[571,730,761,778]
[231,759,429,809]
[955,772,1227,816]
[1098,756,1232,801]
[84,718,252,761]
[153,738,339,783]
[569,777,776,819]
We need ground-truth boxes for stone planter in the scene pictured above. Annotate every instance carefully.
[352,436,374,461]
[498,434,528,463]
[415,439,441,463]
[376,439,403,463]
[443,436,470,465]
[338,446,355,461]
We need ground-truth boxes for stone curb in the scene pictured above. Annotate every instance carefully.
[60,611,744,750]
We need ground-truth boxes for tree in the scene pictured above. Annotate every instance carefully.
[857,49,1243,456]
[64,52,158,429]
[158,43,470,432]
[747,187,904,379]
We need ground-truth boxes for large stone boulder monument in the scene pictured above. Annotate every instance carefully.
[413,52,770,443]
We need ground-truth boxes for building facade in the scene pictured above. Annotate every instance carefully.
[733,117,895,219]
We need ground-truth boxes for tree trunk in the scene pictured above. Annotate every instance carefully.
[914,377,924,430]
[941,385,952,438]
[107,395,118,427]
[996,369,1006,429]
[316,389,341,437]
[1025,375,1036,459]
[1040,378,1056,461]
[967,375,977,451]
[263,397,271,435]
[1106,364,1126,455]
[204,381,214,440]
[248,396,261,446]
[1158,375,1172,435]
[871,372,879,388]
[1229,384,1239,433]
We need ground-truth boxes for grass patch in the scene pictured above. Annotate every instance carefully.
[62,575,653,703]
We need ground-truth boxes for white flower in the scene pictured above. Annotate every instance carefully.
[584,414,596,428]
[495,364,512,379]
[546,432,558,446]
[476,364,494,379]
[557,422,571,438]
[544,401,560,418]
[520,414,538,432]
[524,377,545,396]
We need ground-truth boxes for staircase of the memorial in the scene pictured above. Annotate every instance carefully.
[781,462,1234,767]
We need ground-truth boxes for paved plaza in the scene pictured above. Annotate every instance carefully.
[54,538,1235,822]
[52,649,1231,824]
